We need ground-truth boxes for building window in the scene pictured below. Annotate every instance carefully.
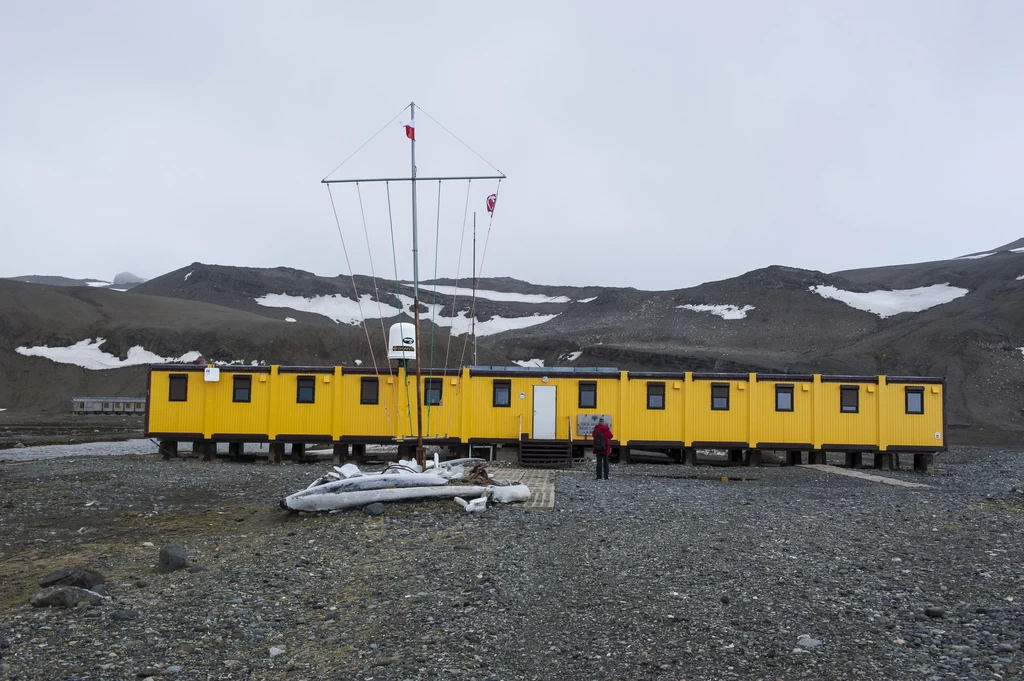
[579,381,597,409]
[906,386,924,414]
[297,376,316,404]
[647,382,665,410]
[711,383,729,410]
[360,377,379,405]
[169,374,188,402]
[233,375,252,403]
[424,378,443,406]
[775,384,794,412]
[840,385,859,413]
[493,380,511,407]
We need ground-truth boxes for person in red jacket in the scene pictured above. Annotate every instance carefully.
[592,417,613,480]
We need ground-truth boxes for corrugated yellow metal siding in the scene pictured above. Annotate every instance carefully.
[146,366,945,452]
[688,379,750,444]
[623,378,684,442]
[465,376,534,440]
[205,372,272,435]
[820,382,878,446]
[275,372,335,435]
[752,380,814,446]
[390,373,464,440]
[462,375,621,442]
[148,371,205,435]
[337,373,404,439]
[883,380,944,449]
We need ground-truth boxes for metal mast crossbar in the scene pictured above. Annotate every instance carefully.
[322,175,505,184]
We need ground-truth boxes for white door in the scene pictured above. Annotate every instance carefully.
[533,385,557,439]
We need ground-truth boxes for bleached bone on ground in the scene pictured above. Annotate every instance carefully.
[285,485,490,512]
[487,482,531,503]
[455,494,488,513]
[335,463,363,479]
[305,472,341,490]
[282,473,450,511]
[434,457,487,481]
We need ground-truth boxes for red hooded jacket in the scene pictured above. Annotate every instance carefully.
[592,422,613,456]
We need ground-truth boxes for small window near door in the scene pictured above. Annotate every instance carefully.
[493,380,511,407]
[297,376,316,404]
[647,382,665,410]
[169,374,188,402]
[579,381,597,409]
[711,383,729,410]
[233,375,251,403]
[775,384,794,412]
[424,378,443,406]
[840,385,859,413]
[905,386,924,414]
[360,377,379,405]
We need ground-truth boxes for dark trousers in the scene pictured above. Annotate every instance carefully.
[596,454,609,479]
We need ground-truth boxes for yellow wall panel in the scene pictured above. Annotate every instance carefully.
[882,379,945,449]
[148,370,205,436]
[688,378,750,445]
[820,382,878,447]
[752,380,815,446]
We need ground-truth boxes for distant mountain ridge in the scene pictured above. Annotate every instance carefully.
[2,242,1023,443]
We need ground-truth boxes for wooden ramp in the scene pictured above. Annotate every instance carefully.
[488,468,556,509]
[798,464,935,489]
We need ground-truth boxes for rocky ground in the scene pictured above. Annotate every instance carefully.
[0,414,143,450]
[0,446,1022,680]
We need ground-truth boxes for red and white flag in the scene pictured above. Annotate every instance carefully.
[486,193,497,215]
[402,120,415,141]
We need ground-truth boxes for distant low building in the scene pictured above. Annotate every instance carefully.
[71,397,146,415]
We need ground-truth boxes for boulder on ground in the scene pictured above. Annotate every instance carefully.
[39,566,105,590]
[30,586,103,608]
[362,502,386,516]
[158,545,187,574]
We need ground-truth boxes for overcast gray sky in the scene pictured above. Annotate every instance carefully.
[2,1,1023,290]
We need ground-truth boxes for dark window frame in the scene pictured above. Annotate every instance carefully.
[840,385,859,413]
[232,375,252,403]
[360,377,379,405]
[579,381,597,409]
[168,374,188,402]
[296,376,316,404]
[905,386,924,414]
[711,382,730,411]
[424,377,443,406]
[775,384,794,412]
[493,379,511,408]
[646,382,665,410]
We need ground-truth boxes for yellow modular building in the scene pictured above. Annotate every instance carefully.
[146,365,945,467]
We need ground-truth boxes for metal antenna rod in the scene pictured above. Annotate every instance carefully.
[472,212,477,366]
[410,102,425,468]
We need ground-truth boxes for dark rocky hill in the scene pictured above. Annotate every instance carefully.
[2,243,1023,442]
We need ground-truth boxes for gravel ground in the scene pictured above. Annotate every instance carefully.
[0,446,1022,681]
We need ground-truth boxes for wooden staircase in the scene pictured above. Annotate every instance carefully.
[518,439,573,469]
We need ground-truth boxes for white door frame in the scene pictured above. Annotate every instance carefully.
[532,385,557,439]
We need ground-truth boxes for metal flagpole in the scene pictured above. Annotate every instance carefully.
[410,102,426,468]
[472,212,477,366]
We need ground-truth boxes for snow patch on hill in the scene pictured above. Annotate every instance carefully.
[409,284,570,304]
[16,338,202,370]
[256,293,402,324]
[257,292,558,336]
[513,359,545,368]
[810,283,968,318]
[958,252,995,260]
[678,304,755,320]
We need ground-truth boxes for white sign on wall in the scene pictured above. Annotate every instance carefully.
[204,367,220,382]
